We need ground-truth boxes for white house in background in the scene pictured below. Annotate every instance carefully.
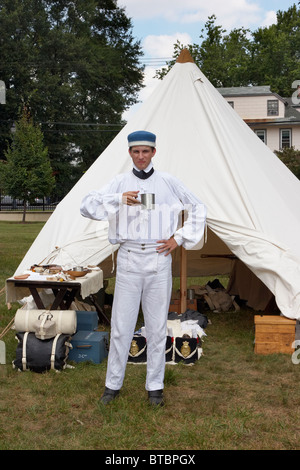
[218,86,300,152]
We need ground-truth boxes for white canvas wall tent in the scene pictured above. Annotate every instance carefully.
[9,49,300,320]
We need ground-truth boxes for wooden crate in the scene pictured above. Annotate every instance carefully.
[254,315,296,355]
[169,298,197,313]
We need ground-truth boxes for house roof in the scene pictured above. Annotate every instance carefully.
[217,85,273,96]
[285,97,300,110]
[284,103,300,122]
[217,85,284,100]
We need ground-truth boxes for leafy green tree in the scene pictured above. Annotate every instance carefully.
[221,27,253,87]
[156,4,300,97]
[196,15,226,87]
[0,0,144,199]
[156,15,252,87]
[275,146,300,179]
[251,5,300,96]
[2,108,55,222]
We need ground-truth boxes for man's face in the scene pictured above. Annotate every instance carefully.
[129,145,156,170]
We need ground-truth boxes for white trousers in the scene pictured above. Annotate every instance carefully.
[105,242,172,391]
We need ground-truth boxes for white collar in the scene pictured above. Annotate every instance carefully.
[133,162,153,173]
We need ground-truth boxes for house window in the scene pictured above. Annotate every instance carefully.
[227,101,234,108]
[280,129,292,148]
[267,100,279,116]
[255,129,266,144]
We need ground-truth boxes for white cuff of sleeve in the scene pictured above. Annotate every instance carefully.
[173,234,183,246]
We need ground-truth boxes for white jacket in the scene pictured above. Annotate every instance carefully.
[80,164,206,250]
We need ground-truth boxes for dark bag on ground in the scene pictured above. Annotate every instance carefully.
[13,332,72,373]
[128,335,147,363]
[165,335,173,363]
[174,337,198,365]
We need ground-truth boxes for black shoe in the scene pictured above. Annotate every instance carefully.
[100,387,120,405]
[148,389,164,407]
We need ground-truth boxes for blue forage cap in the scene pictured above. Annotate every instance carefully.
[128,130,156,147]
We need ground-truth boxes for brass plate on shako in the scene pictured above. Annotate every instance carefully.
[181,341,191,358]
[130,339,139,357]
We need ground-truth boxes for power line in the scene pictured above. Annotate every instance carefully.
[0,119,124,127]
[0,129,121,135]
[0,119,125,135]
[41,129,120,133]
[140,57,172,62]
[0,57,172,69]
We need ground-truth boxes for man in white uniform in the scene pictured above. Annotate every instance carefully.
[80,130,206,406]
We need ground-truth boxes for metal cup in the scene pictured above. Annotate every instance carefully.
[187,288,195,300]
[74,266,84,271]
[141,193,155,210]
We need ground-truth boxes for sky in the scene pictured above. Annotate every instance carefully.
[119,0,298,120]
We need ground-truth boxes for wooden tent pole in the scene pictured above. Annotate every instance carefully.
[179,210,187,313]
[180,245,187,313]
[174,48,195,311]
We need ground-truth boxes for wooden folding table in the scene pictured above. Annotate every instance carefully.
[6,269,110,325]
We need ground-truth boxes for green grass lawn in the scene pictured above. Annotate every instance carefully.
[1,221,300,451]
